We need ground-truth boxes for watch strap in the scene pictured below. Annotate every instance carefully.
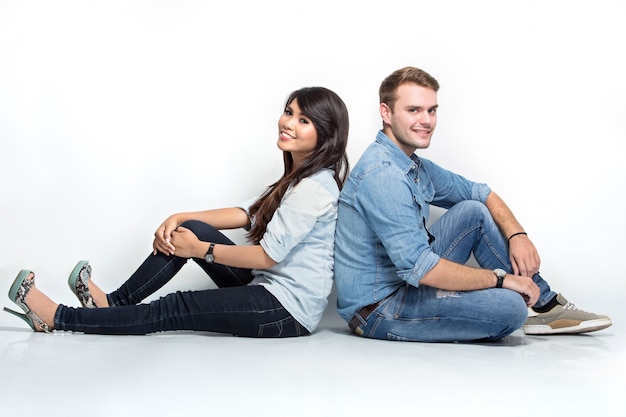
[493,269,506,288]
[205,242,215,263]
[495,275,505,288]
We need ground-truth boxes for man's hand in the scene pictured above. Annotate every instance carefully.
[484,192,542,278]
[508,234,541,278]
[504,273,540,307]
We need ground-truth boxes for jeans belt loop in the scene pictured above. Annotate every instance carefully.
[348,299,384,335]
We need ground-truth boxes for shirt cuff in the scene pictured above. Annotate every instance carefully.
[399,250,441,287]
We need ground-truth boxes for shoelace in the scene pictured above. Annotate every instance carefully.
[563,302,589,312]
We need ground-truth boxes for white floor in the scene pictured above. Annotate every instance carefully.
[1,292,624,417]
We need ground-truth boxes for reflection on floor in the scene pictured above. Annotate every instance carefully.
[1,299,624,417]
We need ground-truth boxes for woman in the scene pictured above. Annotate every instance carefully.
[4,86,349,338]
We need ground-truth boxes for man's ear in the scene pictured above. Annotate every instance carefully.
[380,102,392,124]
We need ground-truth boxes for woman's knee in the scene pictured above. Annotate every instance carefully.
[179,220,235,245]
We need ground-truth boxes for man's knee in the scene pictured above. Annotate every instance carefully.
[496,290,529,329]
[452,200,489,217]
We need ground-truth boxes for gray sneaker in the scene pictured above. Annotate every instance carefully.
[524,294,612,335]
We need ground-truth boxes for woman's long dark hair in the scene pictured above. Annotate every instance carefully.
[246,87,350,244]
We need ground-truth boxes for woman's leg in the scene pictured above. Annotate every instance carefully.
[107,220,253,306]
[56,285,309,338]
[429,200,556,307]
[184,220,254,288]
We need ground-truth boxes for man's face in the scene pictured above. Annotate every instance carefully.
[380,83,438,156]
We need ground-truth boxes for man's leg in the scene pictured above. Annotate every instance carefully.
[354,284,527,342]
[430,200,611,335]
[430,200,556,305]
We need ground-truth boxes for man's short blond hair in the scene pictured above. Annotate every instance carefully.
[379,66,440,111]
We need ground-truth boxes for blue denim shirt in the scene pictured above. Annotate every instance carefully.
[334,131,491,321]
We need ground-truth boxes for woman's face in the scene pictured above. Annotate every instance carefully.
[277,98,318,167]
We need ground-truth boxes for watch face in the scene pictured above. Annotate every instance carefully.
[205,243,215,263]
[494,268,506,277]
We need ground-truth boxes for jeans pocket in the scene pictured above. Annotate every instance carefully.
[386,285,408,319]
[258,317,294,337]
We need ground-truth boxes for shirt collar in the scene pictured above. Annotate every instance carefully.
[375,130,420,174]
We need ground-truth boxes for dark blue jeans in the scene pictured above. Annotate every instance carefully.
[54,220,310,337]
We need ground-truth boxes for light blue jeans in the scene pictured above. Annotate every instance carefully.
[354,200,557,342]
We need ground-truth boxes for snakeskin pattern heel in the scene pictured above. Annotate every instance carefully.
[68,260,97,308]
[3,270,52,332]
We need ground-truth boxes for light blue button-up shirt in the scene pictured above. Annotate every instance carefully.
[240,168,339,332]
[334,131,491,321]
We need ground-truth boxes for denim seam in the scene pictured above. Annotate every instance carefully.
[440,221,510,269]
[111,257,188,307]
[257,316,295,337]
[440,222,482,259]
[479,228,511,269]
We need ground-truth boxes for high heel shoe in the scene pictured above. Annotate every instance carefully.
[68,260,97,308]
[3,269,52,332]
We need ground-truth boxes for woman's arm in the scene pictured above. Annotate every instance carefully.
[153,208,250,256]
[167,207,251,230]
[168,226,277,269]
[153,207,276,270]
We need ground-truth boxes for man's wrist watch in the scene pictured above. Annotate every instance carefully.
[493,268,506,288]
[204,243,215,264]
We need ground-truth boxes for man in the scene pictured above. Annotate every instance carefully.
[333,66,611,342]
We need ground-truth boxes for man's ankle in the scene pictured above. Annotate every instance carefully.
[532,295,559,313]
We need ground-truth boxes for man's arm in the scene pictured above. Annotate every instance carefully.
[418,190,542,306]
[419,259,539,307]
[484,191,541,277]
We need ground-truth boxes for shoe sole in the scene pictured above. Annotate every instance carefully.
[8,270,33,301]
[67,260,90,297]
[523,318,612,335]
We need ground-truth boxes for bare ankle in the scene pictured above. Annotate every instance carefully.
[89,281,110,308]
[25,285,57,330]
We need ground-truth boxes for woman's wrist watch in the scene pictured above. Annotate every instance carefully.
[204,242,215,264]
[493,268,506,288]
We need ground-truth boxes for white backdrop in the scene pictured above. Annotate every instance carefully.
[1,0,624,317]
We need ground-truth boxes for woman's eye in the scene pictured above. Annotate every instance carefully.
[300,118,309,124]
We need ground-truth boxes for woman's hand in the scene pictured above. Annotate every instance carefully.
[153,216,180,255]
[169,226,203,258]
